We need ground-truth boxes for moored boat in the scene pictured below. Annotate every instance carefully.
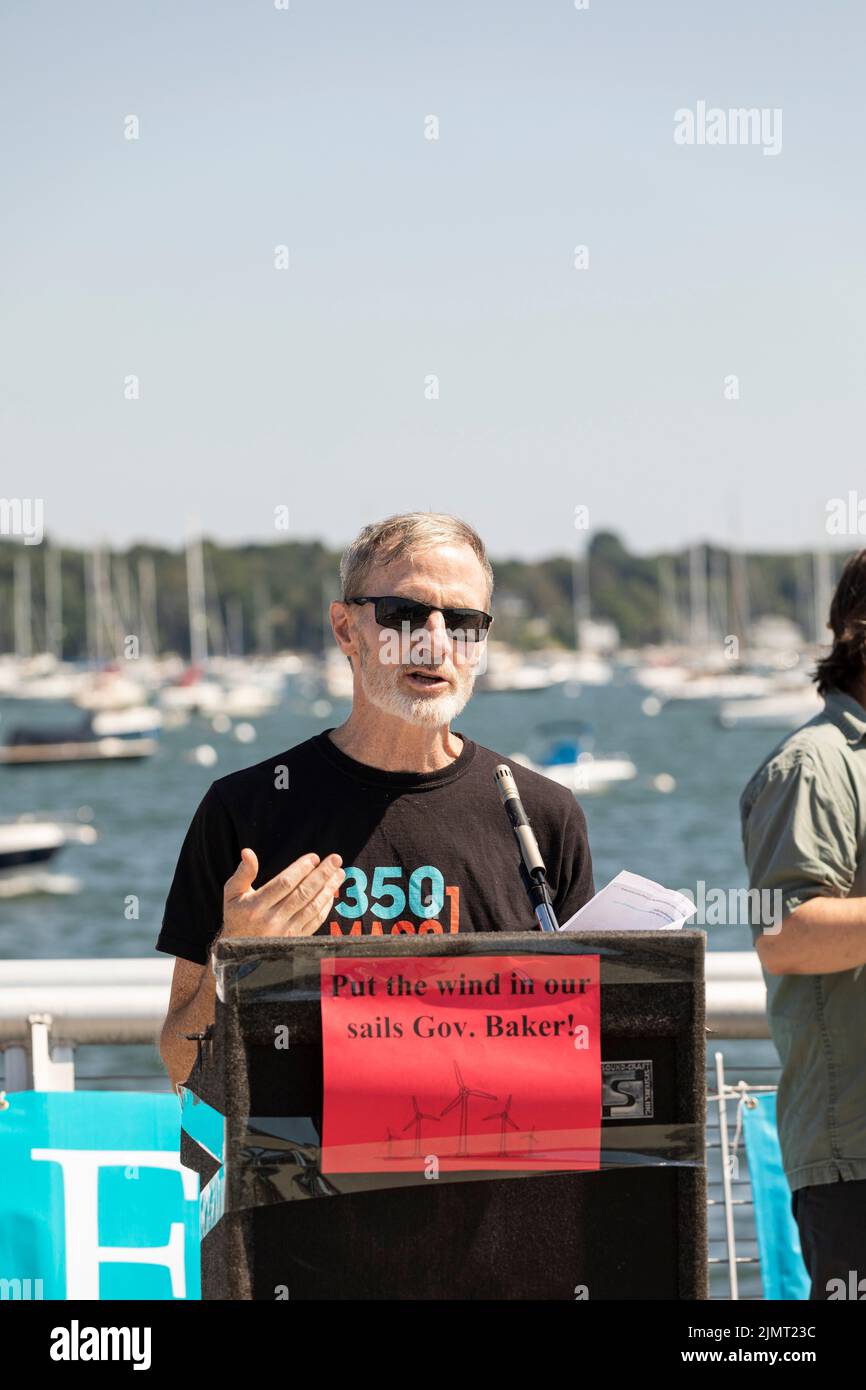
[0,711,158,766]
[0,817,97,869]
[509,720,637,794]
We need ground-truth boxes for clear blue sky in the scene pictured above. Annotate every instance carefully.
[2,1,864,559]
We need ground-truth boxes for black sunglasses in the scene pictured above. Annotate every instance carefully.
[347,596,493,641]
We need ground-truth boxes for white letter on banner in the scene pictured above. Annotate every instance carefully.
[31,1149,197,1300]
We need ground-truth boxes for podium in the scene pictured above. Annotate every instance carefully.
[181,931,707,1300]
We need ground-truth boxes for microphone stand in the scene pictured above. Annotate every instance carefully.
[518,860,561,933]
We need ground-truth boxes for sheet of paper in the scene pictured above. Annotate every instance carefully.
[558,870,698,932]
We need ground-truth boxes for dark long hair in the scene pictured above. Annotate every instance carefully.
[814,550,866,696]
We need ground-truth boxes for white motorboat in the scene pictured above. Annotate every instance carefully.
[509,722,637,795]
[0,817,97,870]
[717,687,823,730]
[91,707,163,739]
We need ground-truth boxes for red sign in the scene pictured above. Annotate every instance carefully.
[320,954,601,1173]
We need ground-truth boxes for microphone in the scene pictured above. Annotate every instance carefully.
[493,764,560,933]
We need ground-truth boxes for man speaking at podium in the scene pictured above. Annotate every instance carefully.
[157,512,595,1092]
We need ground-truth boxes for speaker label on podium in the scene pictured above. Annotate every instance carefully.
[319,953,601,1174]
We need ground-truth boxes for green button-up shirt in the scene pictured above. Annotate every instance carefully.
[740,687,866,1192]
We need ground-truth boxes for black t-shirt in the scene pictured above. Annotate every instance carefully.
[157,728,594,965]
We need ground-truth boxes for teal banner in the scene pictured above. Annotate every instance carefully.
[0,1091,200,1300]
[741,1093,810,1301]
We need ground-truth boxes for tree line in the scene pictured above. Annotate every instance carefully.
[0,532,845,659]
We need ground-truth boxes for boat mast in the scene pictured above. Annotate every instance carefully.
[227,597,244,657]
[572,538,591,651]
[137,555,159,658]
[729,548,750,651]
[812,550,832,645]
[44,543,63,660]
[186,534,208,667]
[689,543,709,650]
[256,579,274,656]
[14,548,32,660]
[659,555,681,645]
[93,548,122,659]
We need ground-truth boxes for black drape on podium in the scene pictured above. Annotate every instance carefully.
[180,931,707,1300]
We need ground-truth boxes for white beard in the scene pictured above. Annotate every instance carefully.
[357,630,477,728]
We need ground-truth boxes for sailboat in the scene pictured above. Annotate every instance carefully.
[158,536,222,714]
[158,536,283,717]
[476,538,613,692]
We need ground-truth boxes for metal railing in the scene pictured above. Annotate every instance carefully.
[0,948,769,1060]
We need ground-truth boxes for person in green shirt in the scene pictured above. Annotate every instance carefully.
[741,550,866,1300]
[739,553,866,1301]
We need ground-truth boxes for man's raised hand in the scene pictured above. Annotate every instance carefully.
[220,847,345,940]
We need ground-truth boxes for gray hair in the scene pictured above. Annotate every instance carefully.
[339,512,494,609]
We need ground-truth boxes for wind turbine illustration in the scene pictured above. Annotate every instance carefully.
[402,1096,440,1157]
[440,1063,497,1157]
[484,1094,521,1155]
[384,1126,398,1160]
